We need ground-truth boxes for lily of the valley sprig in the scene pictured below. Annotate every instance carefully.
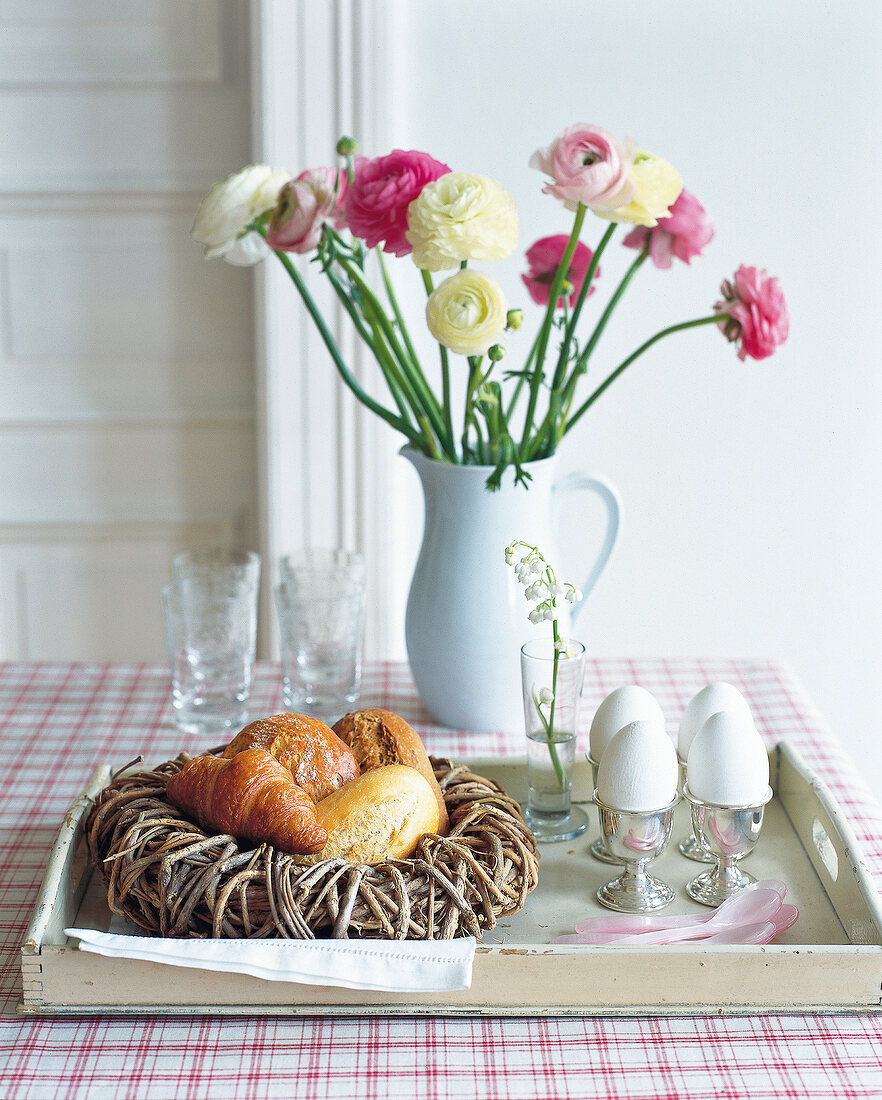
[191,124,790,490]
[506,539,582,788]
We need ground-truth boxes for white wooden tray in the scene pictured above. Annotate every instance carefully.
[20,741,882,1016]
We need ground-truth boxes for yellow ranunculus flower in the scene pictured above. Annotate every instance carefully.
[594,151,682,228]
[407,172,519,271]
[425,270,508,356]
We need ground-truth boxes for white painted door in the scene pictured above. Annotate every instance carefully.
[253,0,417,664]
[0,0,258,660]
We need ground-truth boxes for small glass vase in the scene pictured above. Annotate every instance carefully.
[520,637,588,843]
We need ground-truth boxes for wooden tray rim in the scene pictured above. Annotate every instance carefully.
[19,741,882,1016]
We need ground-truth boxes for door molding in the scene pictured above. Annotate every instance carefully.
[252,0,404,660]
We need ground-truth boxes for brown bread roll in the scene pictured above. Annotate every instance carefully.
[332,708,449,835]
[299,764,441,865]
[224,712,358,803]
[166,748,327,855]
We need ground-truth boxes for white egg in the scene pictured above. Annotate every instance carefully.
[588,685,666,763]
[596,719,679,812]
[686,710,771,806]
[677,681,752,761]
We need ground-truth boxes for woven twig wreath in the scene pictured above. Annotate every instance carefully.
[84,755,540,941]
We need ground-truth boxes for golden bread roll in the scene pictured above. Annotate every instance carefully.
[224,712,358,803]
[331,708,449,835]
[298,764,441,865]
[166,747,327,856]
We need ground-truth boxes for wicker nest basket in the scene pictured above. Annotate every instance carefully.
[84,754,540,941]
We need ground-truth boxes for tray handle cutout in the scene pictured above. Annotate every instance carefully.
[811,817,839,882]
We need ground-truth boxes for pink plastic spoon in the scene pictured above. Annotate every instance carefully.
[771,903,799,935]
[702,921,778,944]
[553,884,785,946]
[704,904,799,944]
[572,879,787,936]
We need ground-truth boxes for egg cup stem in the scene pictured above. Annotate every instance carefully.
[687,854,756,908]
[597,858,675,913]
[684,785,773,907]
[594,793,678,913]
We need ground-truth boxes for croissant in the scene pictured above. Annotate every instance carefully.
[223,712,358,803]
[165,747,328,855]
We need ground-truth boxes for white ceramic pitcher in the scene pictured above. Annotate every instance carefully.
[401,447,621,731]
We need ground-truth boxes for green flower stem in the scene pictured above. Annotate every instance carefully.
[504,330,541,423]
[549,619,561,748]
[549,222,617,394]
[362,309,427,439]
[379,254,458,461]
[378,251,420,370]
[324,266,430,449]
[271,249,421,446]
[462,357,484,458]
[519,204,587,451]
[338,255,454,459]
[526,244,649,460]
[537,617,566,790]
[421,269,456,455]
[324,266,379,348]
[359,305,444,461]
[564,313,728,437]
[576,245,648,374]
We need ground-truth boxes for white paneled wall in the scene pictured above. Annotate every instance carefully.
[0,0,257,660]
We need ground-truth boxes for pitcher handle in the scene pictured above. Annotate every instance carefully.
[552,471,622,627]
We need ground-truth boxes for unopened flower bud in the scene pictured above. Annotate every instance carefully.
[336,135,359,157]
[506,308,524,330]
[487,343,505,362]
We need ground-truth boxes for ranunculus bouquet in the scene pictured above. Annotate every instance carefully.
[192,125,789,489]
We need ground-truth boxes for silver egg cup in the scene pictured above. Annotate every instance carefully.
[586,756,621,864]
[676,758,716,864]
[593,792,678,912]
[683,784,773,907]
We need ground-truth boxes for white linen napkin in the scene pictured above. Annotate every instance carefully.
[64,927,475,992]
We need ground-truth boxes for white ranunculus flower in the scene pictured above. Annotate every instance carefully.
[191,165,291,265]
[425,270,508,356]
[407,172,519,271]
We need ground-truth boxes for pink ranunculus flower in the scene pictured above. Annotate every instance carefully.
[342,149,451,256]
[266,167,348,254]
[623,188,714,269]
[715,265,790,361]
[529,124,636,212]
[521,234,599,309]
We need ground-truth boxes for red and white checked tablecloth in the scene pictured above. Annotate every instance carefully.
[1,658,882,1100]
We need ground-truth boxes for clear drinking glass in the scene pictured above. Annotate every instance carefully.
[520,637,588,842]
[274,561,366,721]
[278,548,366,594]
[162,572,258,736]
[173,547,261,598]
